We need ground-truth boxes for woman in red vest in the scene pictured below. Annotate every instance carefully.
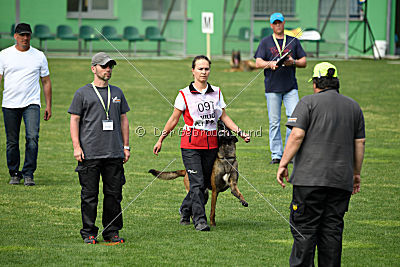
[153,55,250,231]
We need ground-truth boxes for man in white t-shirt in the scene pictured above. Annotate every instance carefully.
[0,23,52,186]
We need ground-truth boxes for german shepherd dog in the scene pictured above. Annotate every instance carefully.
[149,120,248,226]
[229,50,257,72]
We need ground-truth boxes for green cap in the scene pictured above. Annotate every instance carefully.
[308,62,337,82]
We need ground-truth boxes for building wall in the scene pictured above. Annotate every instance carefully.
[0,0,396,56]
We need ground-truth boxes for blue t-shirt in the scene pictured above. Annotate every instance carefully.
[254,35,306,93]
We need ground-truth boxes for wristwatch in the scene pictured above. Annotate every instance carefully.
[124,146,130,151]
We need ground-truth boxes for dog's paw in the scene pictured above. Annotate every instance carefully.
[241,200,248,207]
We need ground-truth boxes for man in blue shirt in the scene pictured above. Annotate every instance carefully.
[254,12,306,164]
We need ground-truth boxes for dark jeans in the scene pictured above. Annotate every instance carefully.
[2,104,40,178]
[75,158,125,239]
[289,186,352,267]
[180,148,218,226]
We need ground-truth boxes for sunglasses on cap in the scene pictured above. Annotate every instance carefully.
[98,62,115,69]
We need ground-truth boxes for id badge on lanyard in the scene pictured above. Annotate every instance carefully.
[92,82,113,131]
[102,120,113,131]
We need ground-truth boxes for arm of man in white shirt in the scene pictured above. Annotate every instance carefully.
[41,75,52,121]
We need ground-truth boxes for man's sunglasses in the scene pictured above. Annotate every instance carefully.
[99,63,115,69]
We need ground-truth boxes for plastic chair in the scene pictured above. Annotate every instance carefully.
[238,27,251,41]
[101,26,122,41]
[145,26,165,41]
[145,26,165,56]
[79,25,99,54]
[34,24,55,52]
[10,24,15,36]
[253,27,273,42]
[123,26,144,56]
[260,28,273,39]
[57,25,77,40]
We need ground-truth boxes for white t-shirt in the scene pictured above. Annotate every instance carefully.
[174,84,227,111]
[0,45,50,108]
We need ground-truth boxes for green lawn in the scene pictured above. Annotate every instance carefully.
[0,58,399,266]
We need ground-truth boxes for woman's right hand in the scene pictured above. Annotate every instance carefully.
[153,141,162,155]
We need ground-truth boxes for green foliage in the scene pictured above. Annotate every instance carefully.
[0,58,399,266]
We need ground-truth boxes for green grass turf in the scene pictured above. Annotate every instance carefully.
[0,58,399,266]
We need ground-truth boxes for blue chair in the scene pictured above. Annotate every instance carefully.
[10,24,15,36]
[253,27,273,42]
[239,27,251,41]
[34,24,55,52]
[57,25,77,40]
[123,26,144,56]
[145,26,165,56]
[79,25,99,54]
[101,26,122,41]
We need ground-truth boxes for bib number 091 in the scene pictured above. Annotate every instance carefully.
[197,101,215,112]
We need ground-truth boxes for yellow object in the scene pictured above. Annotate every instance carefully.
[308,62,338,82]
[293,204,298,211]
[284,28,302,38]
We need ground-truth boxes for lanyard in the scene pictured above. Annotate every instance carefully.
[91,82,111,120]
[272,34,286,57]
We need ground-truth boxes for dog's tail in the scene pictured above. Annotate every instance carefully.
[148,169,186,180]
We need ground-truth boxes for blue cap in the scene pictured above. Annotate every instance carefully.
[270,12,285,24]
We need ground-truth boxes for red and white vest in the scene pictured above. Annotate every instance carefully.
[180,83,222,149]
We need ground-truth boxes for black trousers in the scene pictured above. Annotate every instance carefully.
[289,186,352,267]
[180,148,218,226]
[75,158,125,239]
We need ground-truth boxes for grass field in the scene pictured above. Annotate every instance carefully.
[0,57,399,266]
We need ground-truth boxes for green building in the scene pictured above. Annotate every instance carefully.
[0,0,398,58]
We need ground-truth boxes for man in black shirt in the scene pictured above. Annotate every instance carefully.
[254,12,307,164]
[68,52,130,244]
[277,62,365,266]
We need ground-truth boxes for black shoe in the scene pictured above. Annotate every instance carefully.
[195,223,210,231]
[270,158,281,164]
[104,234,125,243]
[83,235,98,244]
[9,171,23,185]
[23,176,35,186]
[9,176,22,185]
[180,216,190,225]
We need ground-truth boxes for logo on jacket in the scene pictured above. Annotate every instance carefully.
[112,96,121,103]
[187,169,198,174]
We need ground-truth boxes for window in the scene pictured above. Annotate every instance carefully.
[253,0,296,18]
[320,0,361,19]
[67,0,115,19]
[142,0,184,20]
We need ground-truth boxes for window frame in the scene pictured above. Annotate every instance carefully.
[141,0,185,20]
[67,0,116,19]
[253,0,296,19]
[319,0,362,20]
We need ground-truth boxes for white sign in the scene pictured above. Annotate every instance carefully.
[202,12,214,34]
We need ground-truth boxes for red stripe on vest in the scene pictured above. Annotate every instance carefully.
[180,90,193,126]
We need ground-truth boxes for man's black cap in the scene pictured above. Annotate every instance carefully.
[15,23,32,34]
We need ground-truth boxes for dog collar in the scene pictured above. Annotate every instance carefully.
[220,156,236,160]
